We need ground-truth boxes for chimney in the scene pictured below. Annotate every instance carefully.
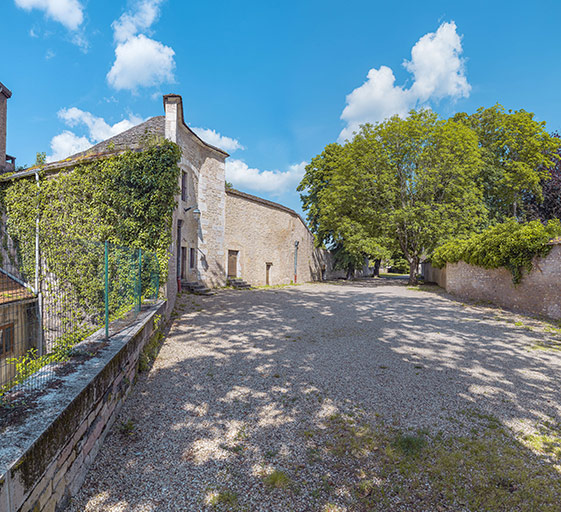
[0,81,14,172]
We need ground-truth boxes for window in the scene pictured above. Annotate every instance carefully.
[0,323,14,357]
[189,248,196,269]
[181,172,188,202]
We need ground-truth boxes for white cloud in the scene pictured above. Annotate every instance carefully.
[112,0,163,43]
[48,131,92,162]
[339,21,470,141]
[226,160,306,195]
[47,108,143,162]
[15,0,84,30]
[107,0,175,92]
[58,107,143,142]
[191,127,244,153]
[107,35,175,91]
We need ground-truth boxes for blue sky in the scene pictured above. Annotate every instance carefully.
[2,0,561,214]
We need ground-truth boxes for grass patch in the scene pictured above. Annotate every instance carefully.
[205,489,238,508]
[320,411,561,511]
[138,330,164,372]
[392,432,427,456]
[522,421,561,461]
[117,419,136,436]
[263,470,292,489]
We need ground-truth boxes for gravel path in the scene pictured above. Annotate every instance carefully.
[68,280,561,511]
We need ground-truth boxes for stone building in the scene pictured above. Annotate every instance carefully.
[0,81,15,172]
[3,94,327,311]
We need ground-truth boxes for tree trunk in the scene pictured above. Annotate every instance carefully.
[373,259,381,277]
[408,257,419,285]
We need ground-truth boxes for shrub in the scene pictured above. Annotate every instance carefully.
[431,219,561,283]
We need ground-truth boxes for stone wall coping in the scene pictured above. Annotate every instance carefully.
[0,300,165,475]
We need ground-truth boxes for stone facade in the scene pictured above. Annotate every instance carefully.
[423,243,561,320]
[164,95,228,293]
[225,189,326,286]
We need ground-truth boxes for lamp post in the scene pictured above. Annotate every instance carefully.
[294,240,299,283]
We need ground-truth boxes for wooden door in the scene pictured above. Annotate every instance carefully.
[228,250,238,278]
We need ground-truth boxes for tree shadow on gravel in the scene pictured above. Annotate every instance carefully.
[69,283,561,512]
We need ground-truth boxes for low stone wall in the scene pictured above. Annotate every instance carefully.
[0,301,166,512]
[425,244,561,320]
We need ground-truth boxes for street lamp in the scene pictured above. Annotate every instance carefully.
[184,206,201,220]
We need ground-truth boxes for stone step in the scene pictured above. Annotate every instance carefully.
[181,281,214,295]
[227,278,252,290]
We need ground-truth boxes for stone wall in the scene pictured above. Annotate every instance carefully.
[424,243,561,320]
[422,262,447,288]
[225,189,327,286]
[0,301,166,512]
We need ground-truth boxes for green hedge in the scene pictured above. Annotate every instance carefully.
[431,219,561,284]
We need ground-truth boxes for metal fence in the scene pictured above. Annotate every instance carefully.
[0,234,159,401]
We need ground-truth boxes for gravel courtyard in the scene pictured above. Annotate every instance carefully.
[69,280,561,512]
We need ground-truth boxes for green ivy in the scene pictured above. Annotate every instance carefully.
[432,219,561,283]
[1,139,181,281]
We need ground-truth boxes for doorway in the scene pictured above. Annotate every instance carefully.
[266,262,272,286]
[228,250,238,278]
[181,247,187,279]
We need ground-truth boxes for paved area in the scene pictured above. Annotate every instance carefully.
[69,280,561,511]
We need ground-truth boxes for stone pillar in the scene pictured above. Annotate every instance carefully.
[0,82,12,172]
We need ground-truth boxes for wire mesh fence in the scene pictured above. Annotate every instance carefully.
[0,234,159,401]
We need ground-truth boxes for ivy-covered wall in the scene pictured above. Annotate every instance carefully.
[0,140,181,283]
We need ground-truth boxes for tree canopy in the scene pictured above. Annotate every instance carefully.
[299,106,559,284]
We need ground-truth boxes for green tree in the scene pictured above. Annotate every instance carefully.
[35,152,46,166]
[454,104,560,220]
[300,110,486,285]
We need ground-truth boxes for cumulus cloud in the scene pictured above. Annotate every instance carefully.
[191,127,244,153]
[226,160,306,196]
[48,131,92,162]
[15,0,84,30]
[107,0,175,92]
[107,35,175,91]
[340,21,470,141]
[47,108,143,162]
[112,0,163,43]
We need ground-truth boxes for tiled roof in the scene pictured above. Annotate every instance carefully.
[0,273,35,304]
[67,116,166,159]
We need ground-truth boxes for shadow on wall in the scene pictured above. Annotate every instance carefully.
[71,280,561,510]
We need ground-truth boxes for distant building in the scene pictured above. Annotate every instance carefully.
[0,81,16,172]
[0,272,39,388]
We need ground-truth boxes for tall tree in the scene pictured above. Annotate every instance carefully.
[300,110,486,285]
[454,105,560,220]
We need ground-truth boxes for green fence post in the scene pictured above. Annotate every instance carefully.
[105,241,109,339]
[137,248,142,312]
[155,253,159,299]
